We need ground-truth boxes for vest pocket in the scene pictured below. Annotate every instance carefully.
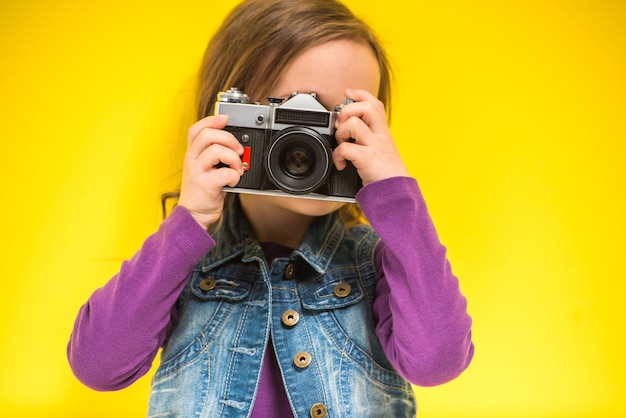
[299,275,409,392]
[190,266,256,301]
[299,277,363,310]
[158,266,258,377]
[149,350,211,417]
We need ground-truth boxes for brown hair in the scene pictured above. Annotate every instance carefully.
[196,0,394,227]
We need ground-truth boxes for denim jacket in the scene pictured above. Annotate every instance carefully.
[147,200,416,417]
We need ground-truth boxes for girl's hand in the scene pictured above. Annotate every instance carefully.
[178,115,244,230]
[333,89,410,186]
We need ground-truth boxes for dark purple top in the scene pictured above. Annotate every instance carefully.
[67,177,474,415]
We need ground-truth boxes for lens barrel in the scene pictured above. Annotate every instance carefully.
[266,127,332,194]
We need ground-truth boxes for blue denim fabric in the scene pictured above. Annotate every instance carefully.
[148,199,416,417]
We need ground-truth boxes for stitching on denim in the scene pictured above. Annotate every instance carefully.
[229,346,257,356]
[219,399,247,410]
[314,308,409,391]
[245,300,266,308]
[299,306,330,411]
[220,276,264,415]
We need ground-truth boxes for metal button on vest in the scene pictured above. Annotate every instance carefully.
[282,309,300,327]
[199,277,217,292]
[333,282,352,298]
[294,351,311,368]
[310,403,327,418]
[284,263,296,280]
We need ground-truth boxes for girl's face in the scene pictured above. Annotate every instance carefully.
[239,38,381,219]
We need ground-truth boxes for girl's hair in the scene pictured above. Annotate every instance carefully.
[197,0,394,227]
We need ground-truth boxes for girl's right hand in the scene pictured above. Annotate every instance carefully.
[178,115,244,230]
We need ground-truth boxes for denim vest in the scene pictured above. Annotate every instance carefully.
[148,200,416,417]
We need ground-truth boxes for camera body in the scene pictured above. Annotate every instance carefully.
[214,88,361,202]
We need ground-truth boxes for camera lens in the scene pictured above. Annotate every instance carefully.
[266,127,332,194]
[282,145,313,177]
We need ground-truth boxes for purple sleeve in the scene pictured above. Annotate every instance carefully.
[67,206,215,391]
[356,177,474,387]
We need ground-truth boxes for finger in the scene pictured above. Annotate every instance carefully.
[186,127,243,162]
[207,166,243,188]
[345,89,386,115]
[188,114,228,144]
[332,142,364,171]
[334,116,377,146]
[195,144,245,174]
[337,89,387,130]
[337,100,388,136]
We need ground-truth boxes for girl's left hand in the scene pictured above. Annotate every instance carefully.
[333,89,410,186]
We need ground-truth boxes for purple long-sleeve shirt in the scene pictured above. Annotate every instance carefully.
[68,177,473,414]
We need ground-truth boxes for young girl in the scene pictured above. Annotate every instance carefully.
[68,0,474,416]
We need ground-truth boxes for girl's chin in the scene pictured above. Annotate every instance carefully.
[240,193,346,216]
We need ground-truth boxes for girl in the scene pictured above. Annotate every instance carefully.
[68,0,474,416]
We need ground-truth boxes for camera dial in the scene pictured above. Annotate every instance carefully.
[217,87,250,104]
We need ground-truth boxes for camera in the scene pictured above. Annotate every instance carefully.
[214,87,361,202]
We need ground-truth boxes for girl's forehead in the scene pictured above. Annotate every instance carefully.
[270,39,380,109]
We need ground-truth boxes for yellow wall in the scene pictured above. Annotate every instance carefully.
[1,0,624,417]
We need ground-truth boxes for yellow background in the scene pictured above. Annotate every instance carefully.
[1,0,624,416]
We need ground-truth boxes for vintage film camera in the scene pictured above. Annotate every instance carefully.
[214,88,361,202]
